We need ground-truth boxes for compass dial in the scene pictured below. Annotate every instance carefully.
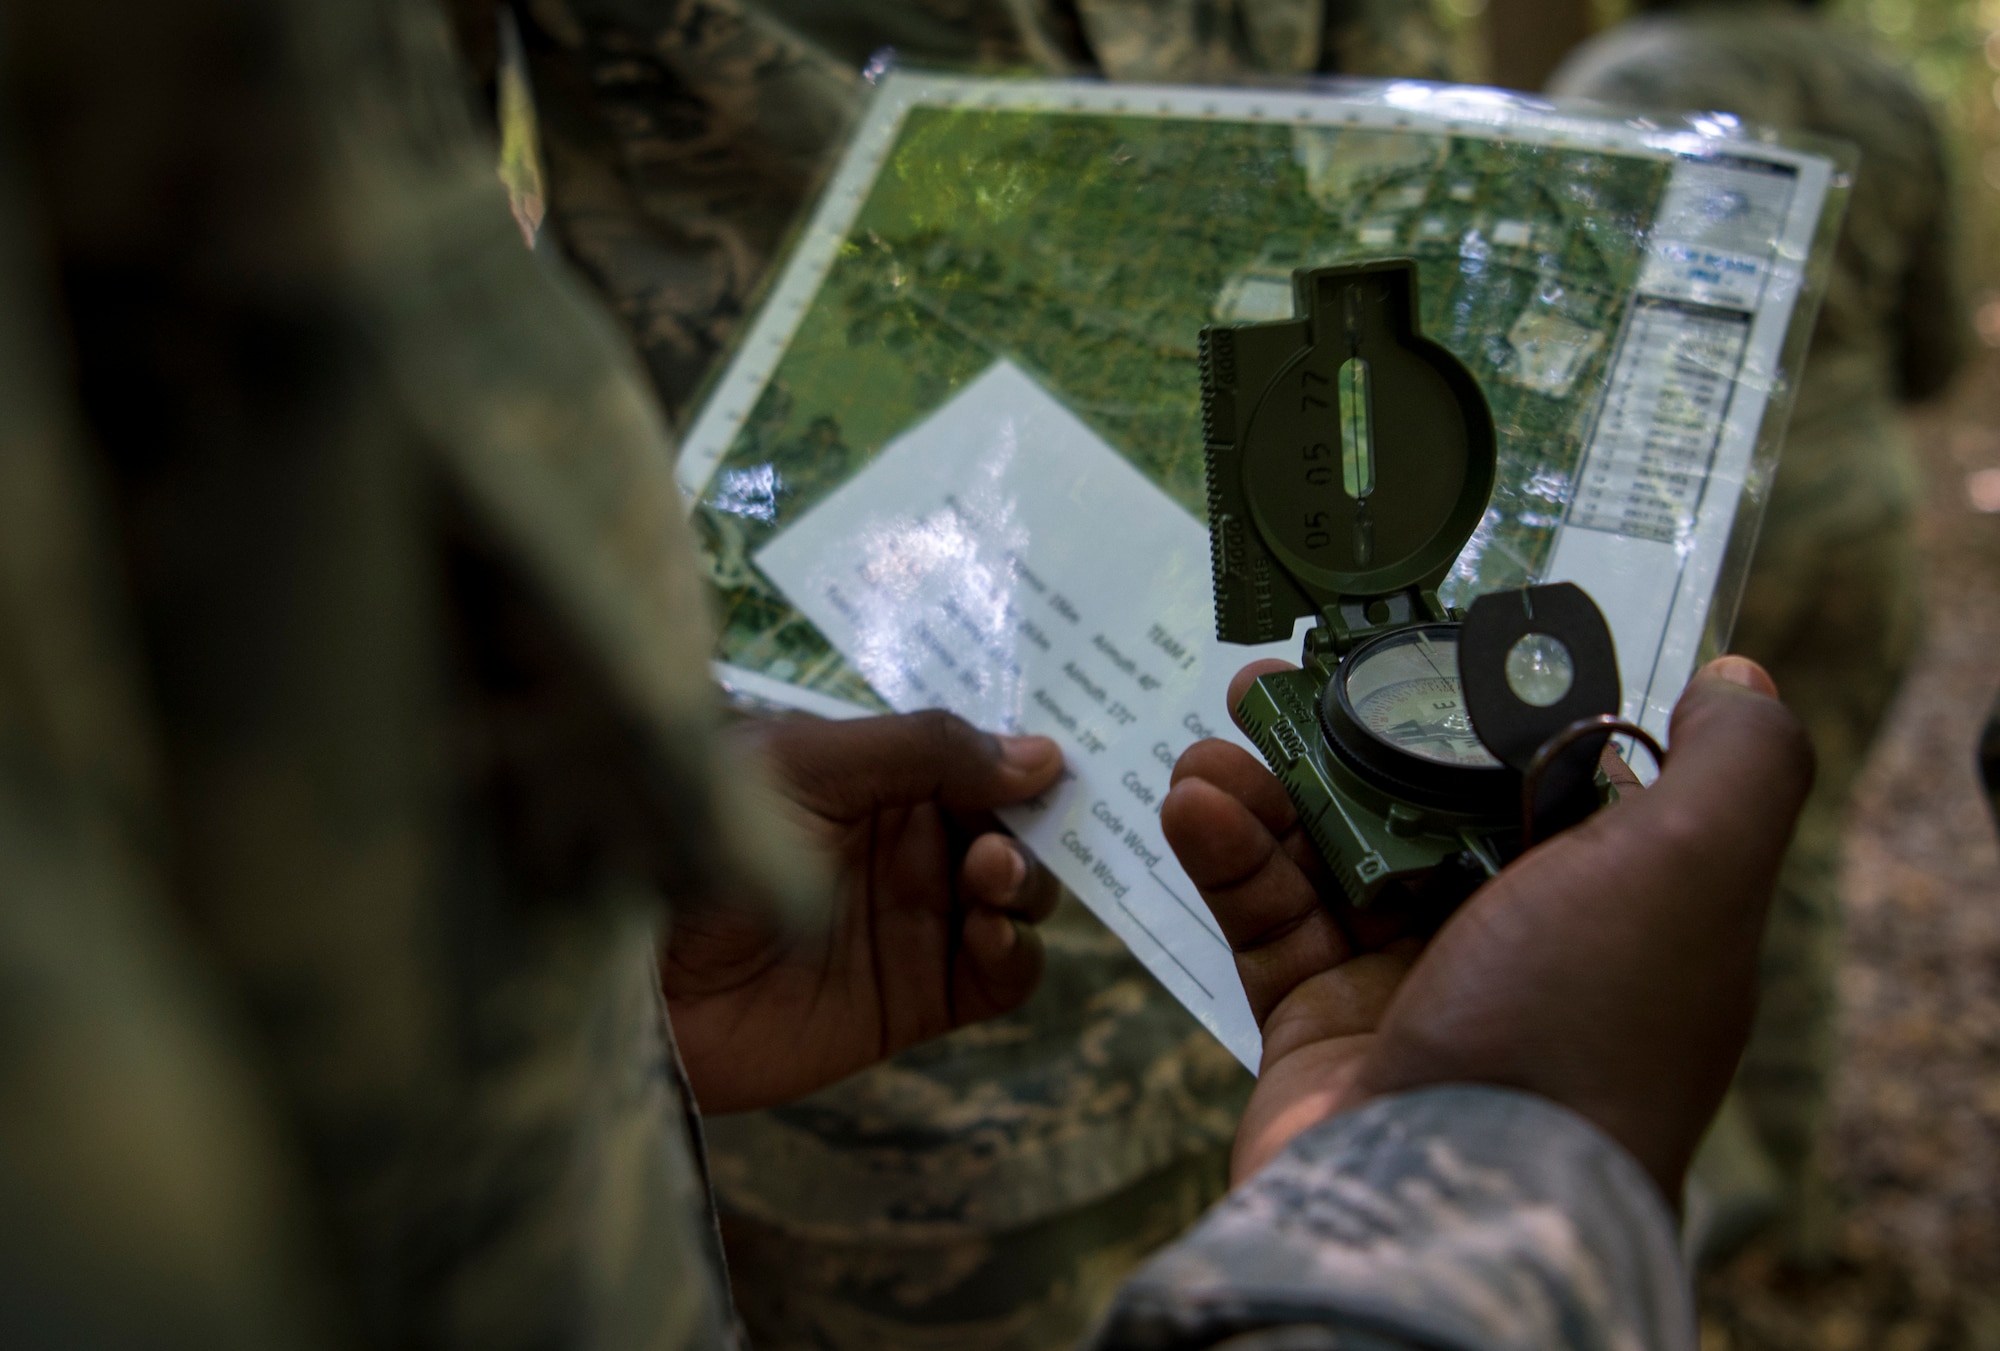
[1341,628,1499,769]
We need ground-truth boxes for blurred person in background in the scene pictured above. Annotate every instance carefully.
[1550,0,1969,1265]
[441,3,1467,1346]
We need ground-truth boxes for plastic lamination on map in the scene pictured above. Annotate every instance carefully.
[674,70,1849,1066]
[682,72,1849,739]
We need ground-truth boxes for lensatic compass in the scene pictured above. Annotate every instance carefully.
[1201,259,1657,911]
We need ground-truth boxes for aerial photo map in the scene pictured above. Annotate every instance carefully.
[673,75,1837,1059]
[679,75,1835,715]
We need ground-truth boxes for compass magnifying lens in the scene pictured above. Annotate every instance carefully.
[1504,632,1576,707]
[1340,628,1501,769]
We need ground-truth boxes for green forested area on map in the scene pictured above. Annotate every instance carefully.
[693,104,1670,701]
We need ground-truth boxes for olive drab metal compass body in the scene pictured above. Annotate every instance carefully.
[1201,259,1630,910]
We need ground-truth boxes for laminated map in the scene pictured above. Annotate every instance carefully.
[676,73,1842,1068]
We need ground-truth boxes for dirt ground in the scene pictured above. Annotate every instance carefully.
[1696,352,2000,1350]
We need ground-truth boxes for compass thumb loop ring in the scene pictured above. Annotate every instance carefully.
[1520,716,1665,848]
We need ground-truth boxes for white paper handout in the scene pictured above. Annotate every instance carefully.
[754,361,1293,1068]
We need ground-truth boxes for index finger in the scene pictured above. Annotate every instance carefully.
[1164,739,1359,1024]
[1227,659,1300,736]
[747,710,1064,820]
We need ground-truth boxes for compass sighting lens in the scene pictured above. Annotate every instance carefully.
[1340,628,1500,769]
[1503,633,1575,707]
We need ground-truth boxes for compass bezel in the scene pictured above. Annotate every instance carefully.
[1320,623,1517,815]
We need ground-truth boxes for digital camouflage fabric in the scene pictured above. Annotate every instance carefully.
[703,900,1246,1351]
[1094,1088,1695,1351]
[1550,0,1967,1257]
[441,3,1457,1347]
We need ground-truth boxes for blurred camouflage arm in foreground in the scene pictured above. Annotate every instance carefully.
[0,39,338,1348]
[1,0,807,1342]
[1092,1088,1693,1351]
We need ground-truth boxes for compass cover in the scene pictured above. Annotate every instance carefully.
[1202,259,1497,645]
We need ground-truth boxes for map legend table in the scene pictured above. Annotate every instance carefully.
[1568,298,1751,544]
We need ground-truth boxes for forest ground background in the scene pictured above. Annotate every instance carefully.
[1692,359,2000,1351]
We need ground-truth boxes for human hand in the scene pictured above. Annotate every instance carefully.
[1161,656,1812,1201]
[662,710,1063,1114]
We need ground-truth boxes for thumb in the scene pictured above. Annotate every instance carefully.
[747,710,1064,821]
[1353,656,1812,1200]
[1639,656,1814,894]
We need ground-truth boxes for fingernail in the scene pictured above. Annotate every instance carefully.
[1001,844,1028,895]
[971,907,1019,954]
[1702,655,1779,697]
[999,735,1061,772]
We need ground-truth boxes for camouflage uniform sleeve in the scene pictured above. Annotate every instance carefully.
[0,56,338,1351]
[7,0,827,1344]
[1089,1087,1694,1351]
[501,0,864,420]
